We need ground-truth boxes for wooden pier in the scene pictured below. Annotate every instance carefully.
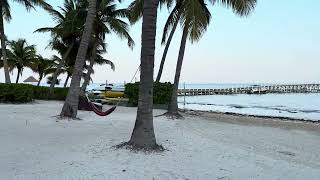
[177,84,320,96]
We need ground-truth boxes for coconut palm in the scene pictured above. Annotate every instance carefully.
[165,0,257,117]
[34,0,84,91]
[0,0,51,83]
[29,55,55,86]
[157,0,257,82]
[128,0,173,84]
[6,39,37,83]
[80,0,134,93]
[60,0,97,118]
[124,0,162,150]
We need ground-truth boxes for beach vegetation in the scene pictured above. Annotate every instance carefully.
[0,0,51,83]
[125,82,173,106]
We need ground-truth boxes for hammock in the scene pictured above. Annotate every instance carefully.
[85,95,118,117]
[89,102,117,116]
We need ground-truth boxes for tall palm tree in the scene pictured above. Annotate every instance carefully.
[0,0,51,83]
[155,2,181,82]
[34,0,83,92]
[80,0,134,93]
[126,0,161,150]
[128,0,173,84]
[60,0,97,118]
[156,0,257,82]
[7,39,37,83]
[166,0,257,117]
[29,55,55,86]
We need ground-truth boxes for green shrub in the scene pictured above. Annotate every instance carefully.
[125,82,173,106]
[32,86,68,100]
[0,83,34,103]
[0,83,68,103]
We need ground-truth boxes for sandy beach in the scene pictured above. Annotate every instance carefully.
[0,101,319,179]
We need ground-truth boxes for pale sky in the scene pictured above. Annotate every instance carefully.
[1,0,319,84]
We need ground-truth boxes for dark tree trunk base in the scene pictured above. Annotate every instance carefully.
[54,115,82,121]
[161,111,184,119]
[60,103,77,118]
[115,141,164,153]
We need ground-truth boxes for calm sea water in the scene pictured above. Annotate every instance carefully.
[177,83,320,121]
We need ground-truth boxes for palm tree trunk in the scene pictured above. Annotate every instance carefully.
[0,5,11,84]
[63,75,70,88]
[15,69,21,84]
[127,0,160,150]
[81,40,97,93]
[167,25,188,117]
[155,21,178,83]
[37,74,43,86]
[60,0,96,118]
[49,42,74,93]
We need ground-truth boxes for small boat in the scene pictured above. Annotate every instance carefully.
[91,84,125,98]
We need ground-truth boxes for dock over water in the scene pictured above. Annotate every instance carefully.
[177,84,320,96]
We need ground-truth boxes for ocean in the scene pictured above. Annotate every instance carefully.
[177,84,320,121]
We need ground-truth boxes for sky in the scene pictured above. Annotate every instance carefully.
[0,0,319,84]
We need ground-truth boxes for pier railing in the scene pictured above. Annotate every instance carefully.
[177,84,320,96]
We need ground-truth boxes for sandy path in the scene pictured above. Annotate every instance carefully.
[0,101,319,180]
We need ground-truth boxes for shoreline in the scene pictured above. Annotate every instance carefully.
[181,109,320,133]
[181,108,320,123]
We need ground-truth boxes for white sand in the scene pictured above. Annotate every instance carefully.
[0,101,319,180]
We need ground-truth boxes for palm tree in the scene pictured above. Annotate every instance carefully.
[29,55,55,86]
[125,0,162,150]
[44,55,73,87]
[81,46,115,92]
[128,0,173,84]
[34,0,83,92]
[0,0,51,83]
[155,2,181,82]
[7,39,37,83]
[166,0,257,117]
[46,75,60,85]
[156,0,257,82]
[80,0,134,93]
[60,0,97,118]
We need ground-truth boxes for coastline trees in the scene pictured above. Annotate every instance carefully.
[165,0,257,118]
[0,0,51,83]
[29,55,54,86]
[7,39,37,83]
[34,0,83,92]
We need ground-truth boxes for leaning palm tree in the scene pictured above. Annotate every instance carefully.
[60,0,97,118]
[7,39,37,83]
[34,0,84,92]
[0,0,51,83]
[80,0,134,93]
[157,0,257,82]
[29,55,55,86]
[166,0,257,117]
